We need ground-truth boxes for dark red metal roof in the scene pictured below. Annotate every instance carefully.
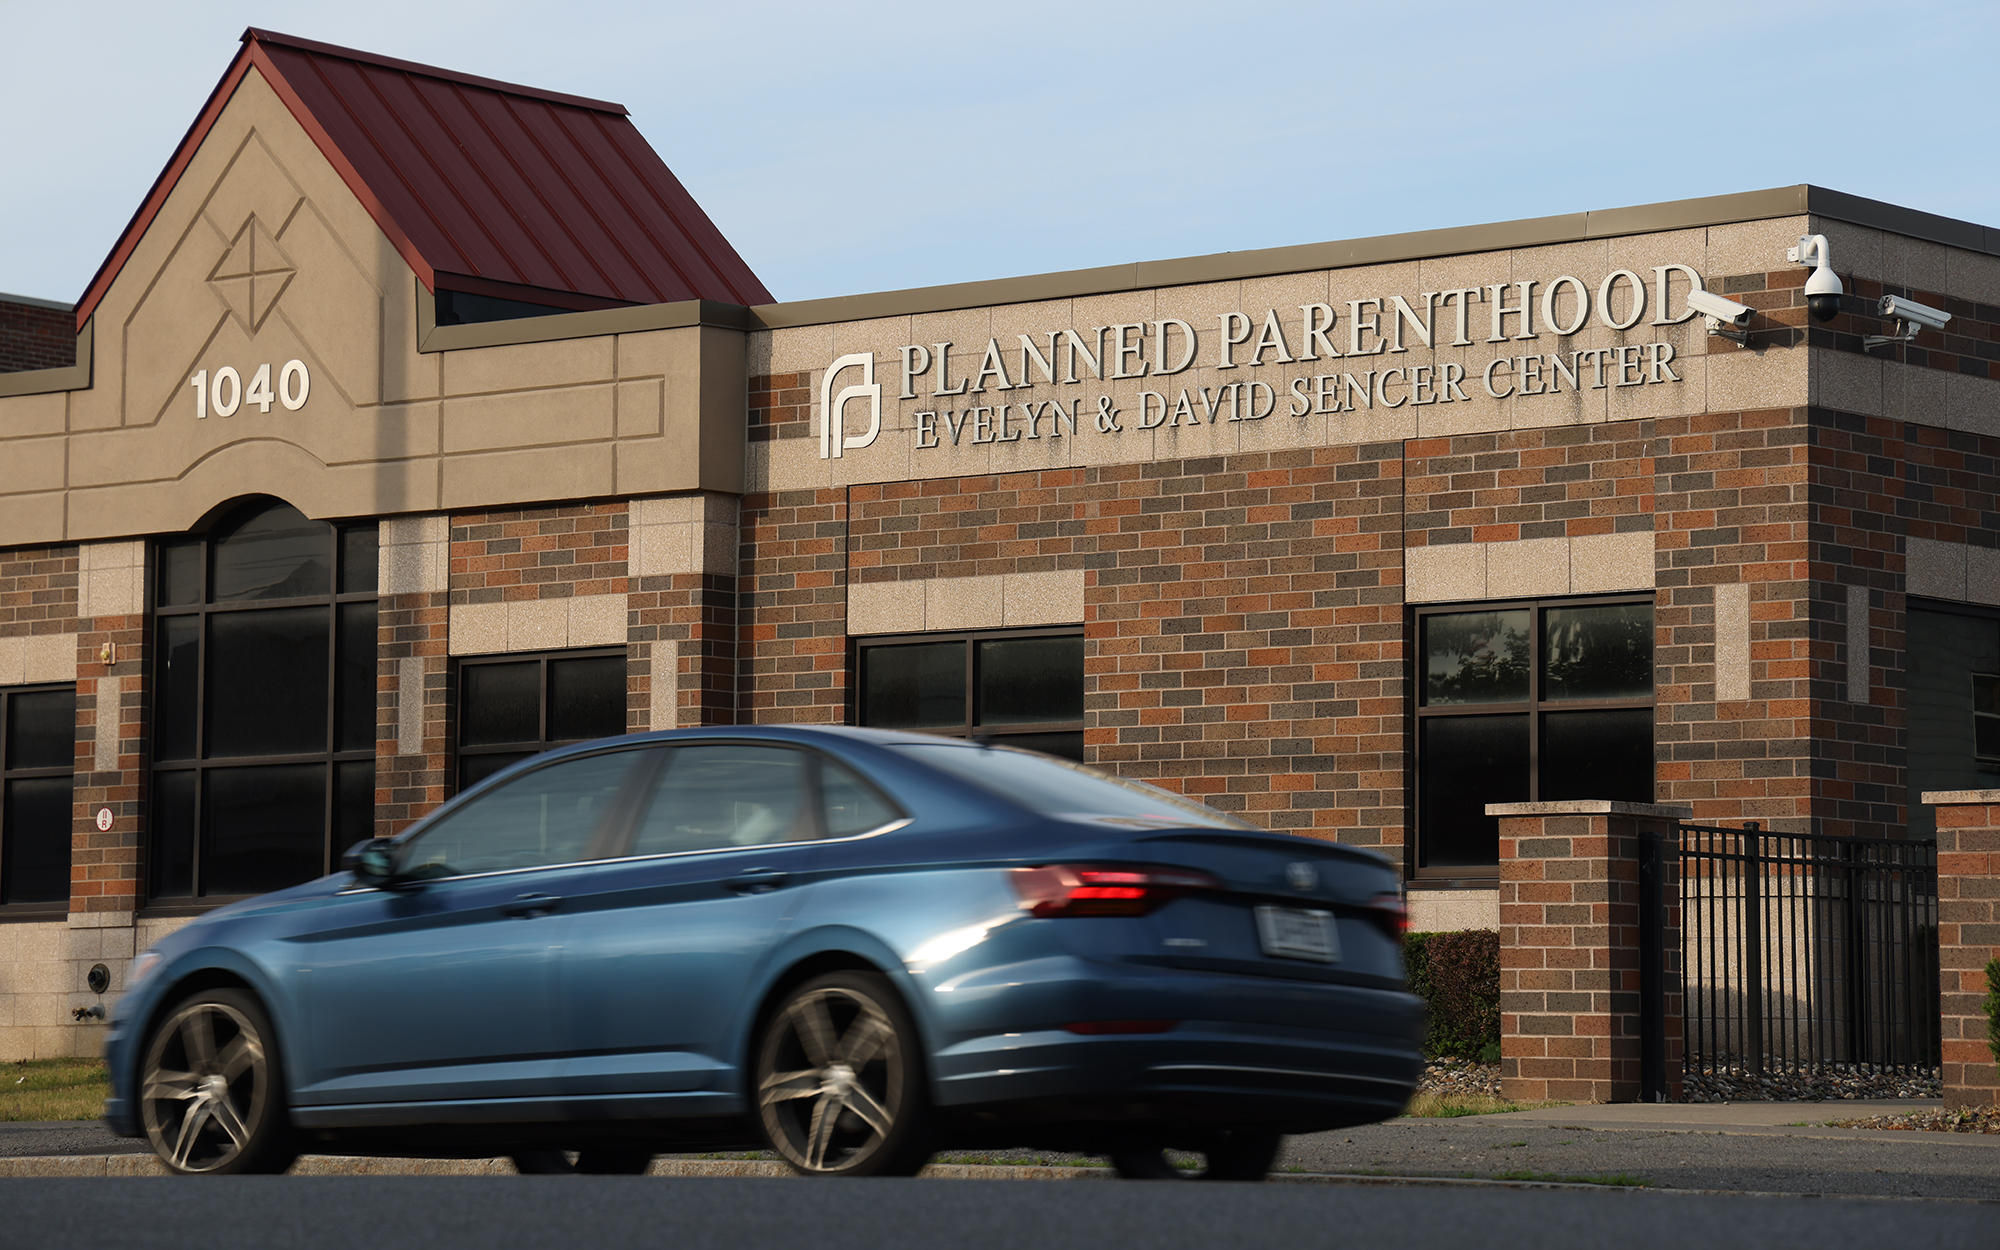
[74,28,771,330]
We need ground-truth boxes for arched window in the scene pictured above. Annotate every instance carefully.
[151,500,377,902]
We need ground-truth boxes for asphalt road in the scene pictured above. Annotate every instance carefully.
[1277,1118,2000,1201]
[0,1176,1992,1250]
[8,1102,1999,1201]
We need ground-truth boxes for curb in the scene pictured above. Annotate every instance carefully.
[0,1154,1992,1202]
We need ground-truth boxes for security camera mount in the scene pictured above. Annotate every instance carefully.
[1685,288,1756,345]
[1865,294,1952,350]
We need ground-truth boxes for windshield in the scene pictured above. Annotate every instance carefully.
[893,742,1259,830]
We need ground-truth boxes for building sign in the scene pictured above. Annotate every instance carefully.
[819,264,1706,457]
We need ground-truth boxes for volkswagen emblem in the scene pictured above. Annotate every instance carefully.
[1285,862,1317,892]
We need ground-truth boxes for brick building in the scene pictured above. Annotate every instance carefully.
[3,28,2000,1061]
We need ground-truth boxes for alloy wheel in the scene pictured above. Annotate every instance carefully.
[140,993,287,1174]
[755,974,927,1175]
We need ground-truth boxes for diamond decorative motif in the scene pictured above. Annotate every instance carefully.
[206,216,295,332]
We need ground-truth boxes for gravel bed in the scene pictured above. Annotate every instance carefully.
[1827,1105,2000,1134]
[1415,1057,1502,1099]
[1416,1055,1944,1105]
[1680,1058,1941,1102]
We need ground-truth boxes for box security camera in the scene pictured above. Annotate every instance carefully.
[1879,295,1951,332]
[1687,288,1755,328]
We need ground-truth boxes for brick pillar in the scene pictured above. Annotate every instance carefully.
[1925,790,2000,1109]
[1491,800,1690,1104]
[378,518,452,835]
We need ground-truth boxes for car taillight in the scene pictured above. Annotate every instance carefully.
[1009,865,1221,917]
[1367,892,1409,942]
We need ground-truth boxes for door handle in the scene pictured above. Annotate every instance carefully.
[501,893,564,918]
[723,868,790,894]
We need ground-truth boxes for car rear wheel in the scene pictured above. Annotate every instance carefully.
[754,971,931,1177]
[1110,1128,1283,1181]
[140,988,297,1175]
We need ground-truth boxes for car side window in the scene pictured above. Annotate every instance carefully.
[400,750,645,879]
[630,745,813,856]
[822,757,899,837]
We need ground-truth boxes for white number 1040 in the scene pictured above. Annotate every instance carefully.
[189,360,310,417]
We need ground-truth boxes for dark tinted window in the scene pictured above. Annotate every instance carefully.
[895,743,1257,829]
[822,758,899,837]
[857,627,1083,761]
[406,750,643,877]
[150,501,377,900]
[631,745,812,855]
[2,684,76,908]
[1906,605,2000,838]
[457,649,629,793]
[211,503,331,602]
[1415,597,1653,877]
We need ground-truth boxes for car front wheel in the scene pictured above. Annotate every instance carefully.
[140,988,297,1175]
[754,971,931,1176]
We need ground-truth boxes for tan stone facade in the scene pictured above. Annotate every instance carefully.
[2,41,2000,1066]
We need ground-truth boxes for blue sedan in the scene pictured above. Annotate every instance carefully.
[104,726,1423,1178]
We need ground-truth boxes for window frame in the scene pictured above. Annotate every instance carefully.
[455,646,631,794]
[1409,592,1656,886]
[851,625,1084,754]
[0,681,78,918]
[147,504,378,911]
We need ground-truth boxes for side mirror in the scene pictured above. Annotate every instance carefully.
[341,837,402,887]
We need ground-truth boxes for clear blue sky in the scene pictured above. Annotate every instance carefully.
[4,0,1995,306]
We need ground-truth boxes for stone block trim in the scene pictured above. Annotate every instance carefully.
[1494,801,1688,1104]
[1925,791,2000,1108]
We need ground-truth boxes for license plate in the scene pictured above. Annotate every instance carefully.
[1254,906,1339,963]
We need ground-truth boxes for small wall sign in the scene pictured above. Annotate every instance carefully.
[95,807,113,832]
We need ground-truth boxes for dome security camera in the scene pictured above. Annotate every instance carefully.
[1787,235,1844,322]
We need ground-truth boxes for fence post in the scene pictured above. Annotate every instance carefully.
[1743,822,1763,1075]
[1491,800,1690,1104]
[1923,790,2000,1108]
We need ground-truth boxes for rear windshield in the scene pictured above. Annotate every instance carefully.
[893,743,1259,830]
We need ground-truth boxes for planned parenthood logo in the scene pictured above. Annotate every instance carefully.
[818,353,881,459]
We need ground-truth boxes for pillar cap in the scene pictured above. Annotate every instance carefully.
[1920,790,2000,805]
[1486,800,1694,818]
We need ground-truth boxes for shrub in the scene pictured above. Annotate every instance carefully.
[1985,956,2000,1065]
[1404,929,1501,1062]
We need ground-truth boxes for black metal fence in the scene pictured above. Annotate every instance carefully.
[1677,822,1939,1078]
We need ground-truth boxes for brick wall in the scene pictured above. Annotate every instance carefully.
[0,546,79,641]
[739,488,848,724]
[0,297,74,373]
[749,372,811,443]
[448,504,629,605]
[1403,422,1655,548]
[747,449,1407,846]
[1651,407,1817,831]
[1927,792,2000,1107]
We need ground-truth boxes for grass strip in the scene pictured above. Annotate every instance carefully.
[3,1058,110,1123]
[1401,1092,1567,1118]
